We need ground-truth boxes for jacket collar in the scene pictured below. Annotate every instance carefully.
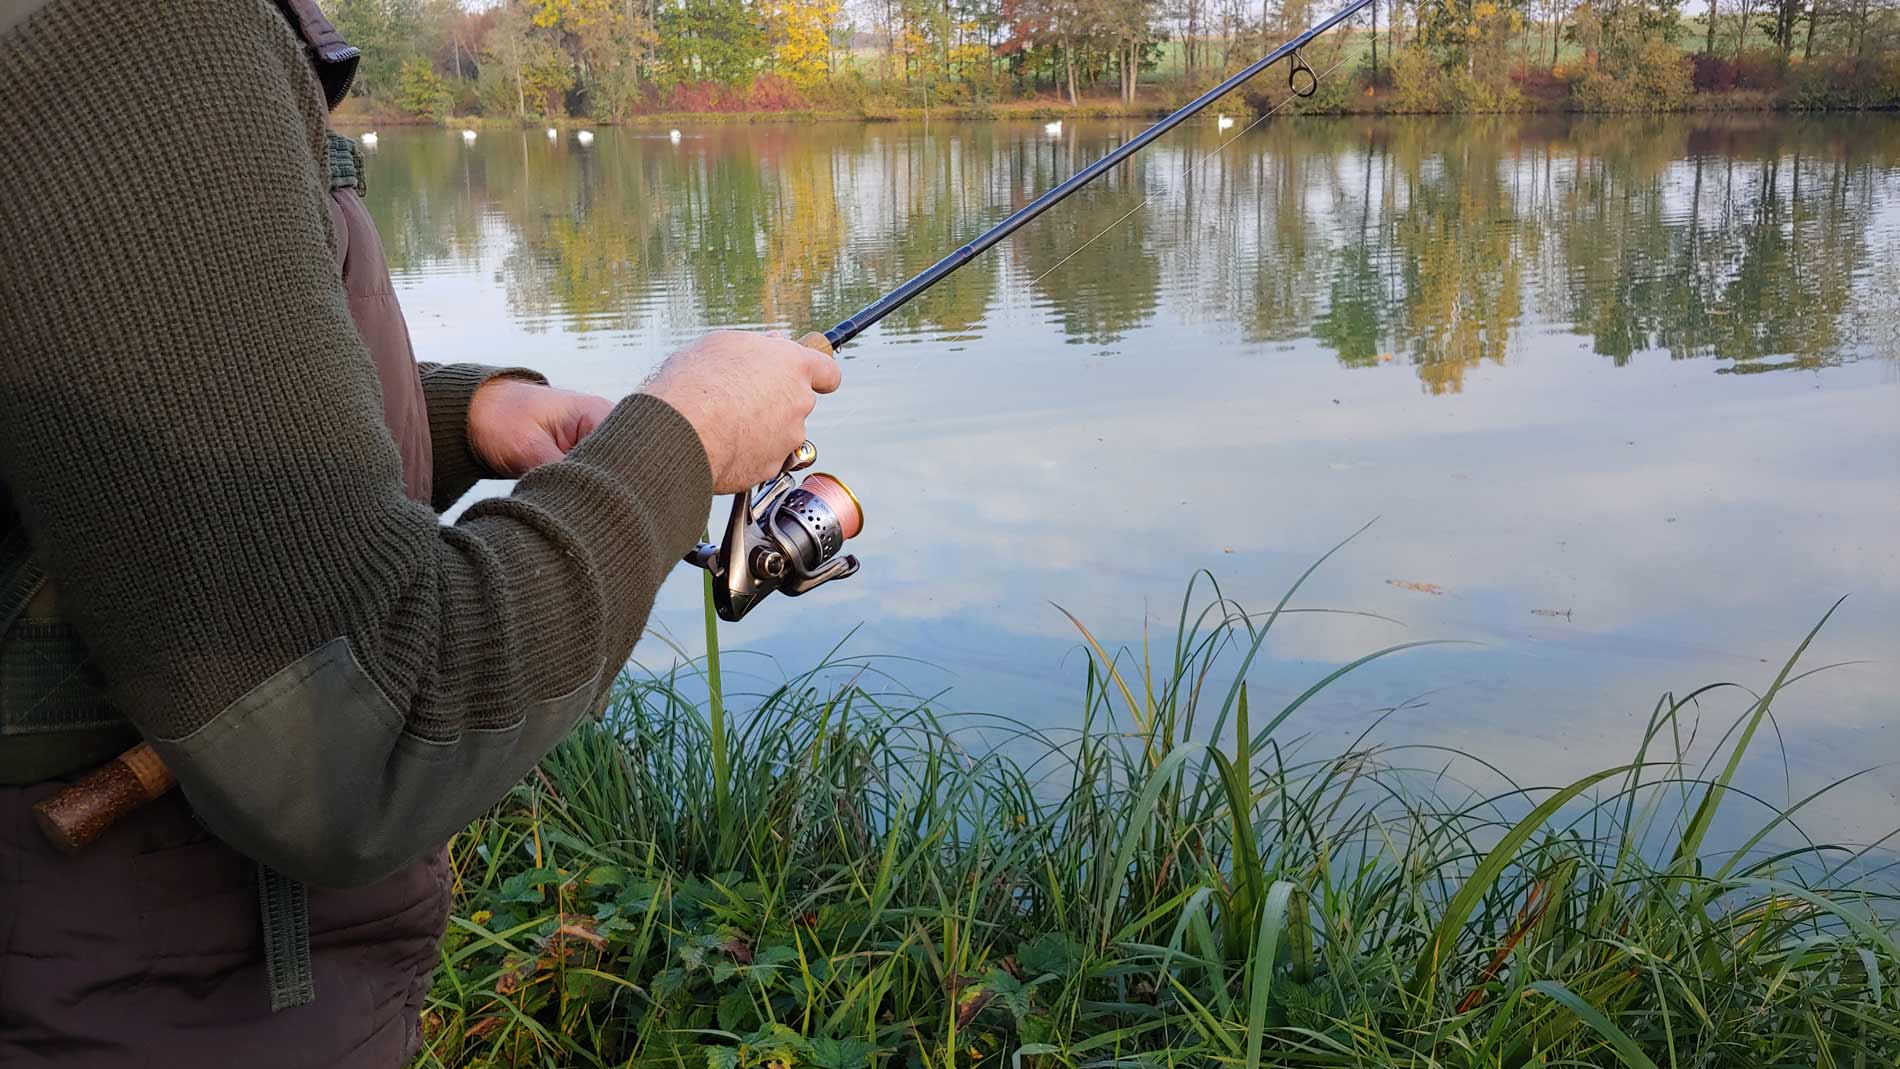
[273,0,360,110]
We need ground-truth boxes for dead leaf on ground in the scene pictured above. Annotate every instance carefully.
[543,914,608,954]
[1386,580,1444,595]
[494,952,539,995]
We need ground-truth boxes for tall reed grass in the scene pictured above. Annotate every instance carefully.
[417,546,1898,1068]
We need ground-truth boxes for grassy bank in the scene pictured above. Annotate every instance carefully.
[417,555,1899,1068]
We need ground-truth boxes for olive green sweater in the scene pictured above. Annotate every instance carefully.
[0,0,711,883]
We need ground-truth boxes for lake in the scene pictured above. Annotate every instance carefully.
[348,114,1900,842]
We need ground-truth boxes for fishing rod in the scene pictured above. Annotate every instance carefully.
[687,0,1375,622]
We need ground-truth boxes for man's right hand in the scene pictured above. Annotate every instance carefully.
[641,330,844,494]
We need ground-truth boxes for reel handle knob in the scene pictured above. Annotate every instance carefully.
[785,441,817,473]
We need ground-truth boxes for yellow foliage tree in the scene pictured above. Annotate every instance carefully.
[769,0,841,87]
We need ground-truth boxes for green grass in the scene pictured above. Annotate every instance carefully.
[416,548,1900,1068]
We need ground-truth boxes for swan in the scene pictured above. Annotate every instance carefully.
[576,129,594,145]
[1043,120,1062,136]
[1217,114,1235,130]
[461,129,477,143]
[669,129,682,143]
[547,127,558,139]
[359,131,377,147]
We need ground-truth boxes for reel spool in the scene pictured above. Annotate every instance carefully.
[686,442,863,622]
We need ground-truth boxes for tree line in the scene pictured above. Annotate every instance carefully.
[326,0,1900,119]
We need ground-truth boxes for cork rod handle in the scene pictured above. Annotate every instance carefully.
[32,742,176,853]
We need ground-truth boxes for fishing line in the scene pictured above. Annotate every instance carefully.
[821,0,1373,348]
[689,2,1375,623]
[1026,51,1351,291]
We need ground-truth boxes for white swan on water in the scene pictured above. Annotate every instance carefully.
[461,129,477,143]
[547,127,558,139]
[360,131,378,147]
[576,129,594,145]
[1043,120,1062,137]
[1217,114,1235,130]
[669,129,682,143]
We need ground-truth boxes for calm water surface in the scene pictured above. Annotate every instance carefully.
[351,115,1900,839]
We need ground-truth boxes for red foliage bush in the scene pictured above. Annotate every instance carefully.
[657,81,737,112]
[1510,66,1565,91]
[645,76,810,113]
[1692,53,1737,92]
[744,74,809,112]
[1732,49,1787,90]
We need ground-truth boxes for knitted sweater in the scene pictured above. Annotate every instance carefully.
[0,0,710,883]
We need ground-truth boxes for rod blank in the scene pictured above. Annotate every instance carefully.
[823,0,1376,350]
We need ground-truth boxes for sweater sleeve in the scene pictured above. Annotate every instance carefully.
[416,362,548,512]
[0,0,711,886]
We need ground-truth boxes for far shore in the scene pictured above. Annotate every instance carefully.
[333,91,1896,130]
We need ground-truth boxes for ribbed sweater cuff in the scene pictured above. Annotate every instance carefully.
[555,392,713,564]
[419,362,548,511]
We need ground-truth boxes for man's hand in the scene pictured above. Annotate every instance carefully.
[468,377,617,477]
[642,330,843,493]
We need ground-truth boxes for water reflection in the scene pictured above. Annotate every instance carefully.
[357,115,1900,843]
[361,114,1900,388]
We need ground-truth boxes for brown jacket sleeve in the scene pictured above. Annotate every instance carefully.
[0,0,710,885]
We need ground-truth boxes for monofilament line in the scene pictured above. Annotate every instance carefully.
[1026,53,1351,290]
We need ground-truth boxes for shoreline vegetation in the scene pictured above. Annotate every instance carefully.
[337,62,1898,128]
[418,563,1900,1068]
[340,84,1858,126]
[329,1,1900,131]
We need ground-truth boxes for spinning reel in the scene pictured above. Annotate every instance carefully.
[685,441,864,622]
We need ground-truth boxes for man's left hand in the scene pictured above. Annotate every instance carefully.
[468,377,617,477]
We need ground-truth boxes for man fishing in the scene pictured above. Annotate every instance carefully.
[0,0,838,1063]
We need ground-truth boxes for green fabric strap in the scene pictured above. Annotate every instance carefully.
[325,131,364,194]
[259,863,315,1011]
[0,524,131,782]
[0,525,43,632]
[1,527,135,782]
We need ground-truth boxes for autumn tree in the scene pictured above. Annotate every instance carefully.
[480,2,576,117]
[328,0,425,100]
[395,55,455,118]
[768,0,843,86]
[658,0,769,84]
[1099,0,1158,104]
[1002,0,1097,102]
